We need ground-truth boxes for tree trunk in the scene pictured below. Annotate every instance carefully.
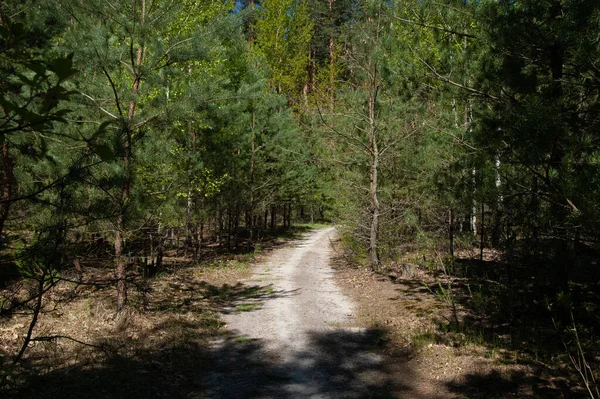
[184,188,193,257]
[227,207,232,249]
[328,0,336,111]
[270,205,276,230]
[449,207,454,258]
[186,128,198,259]
[233,206,240,247]
[197,195,204,260]
[303,49,311,106]
[248,113,255,250]
[368,75,380,271]
[549,1,569,294]
[264,207,268,230]
[0,9,11,243]
[218,207,223,247]
[282,203,286,228]
[156,231,164,271]
[114,220,127,312]
[479,201,484,261]
[247,0,256,42]
[115,0,146,313]
[0,142,14,241]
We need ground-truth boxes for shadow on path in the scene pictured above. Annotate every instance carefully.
[8,327,430,398]
[205,328,437,399]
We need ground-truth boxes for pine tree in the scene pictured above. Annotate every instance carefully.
[0,2,76,242]
[56,0,234,311]
[471,0,600,288]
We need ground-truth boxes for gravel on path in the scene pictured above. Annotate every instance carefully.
[203,227,406,399]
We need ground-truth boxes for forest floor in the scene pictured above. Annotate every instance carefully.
[0,226,594,398]
[332,248,590,399]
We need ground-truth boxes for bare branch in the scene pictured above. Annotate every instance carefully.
[31,335,109,354]
[79,92,119,120]
[0,160,103,204]
[380,127,418,156]
[131,113,164,130]
[424,122,479,151]
[416,54,498,100]
[394,16,477,39]
[317,104,372,155]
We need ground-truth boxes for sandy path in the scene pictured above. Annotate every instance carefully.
[204,227,401,398]
[225,227,355,352]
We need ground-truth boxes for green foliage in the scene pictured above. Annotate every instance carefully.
[254,0,313,102]
[1,0,597,288]
[235,302,261,312]
[0,21,76,140]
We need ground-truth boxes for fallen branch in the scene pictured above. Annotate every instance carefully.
[31,335,110,355]
[552,312,600,399]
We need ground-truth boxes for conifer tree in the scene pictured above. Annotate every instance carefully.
[56,0,234,311]
[0,2,76,242]
[471,0,600,287]
[324,0,411,269]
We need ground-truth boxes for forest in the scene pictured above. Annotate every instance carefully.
[1,0,600,397]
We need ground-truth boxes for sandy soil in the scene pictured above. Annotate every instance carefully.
[203,227,453,398]
[330,241,586,399]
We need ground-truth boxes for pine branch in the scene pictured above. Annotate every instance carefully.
[394,16,477,39]
[416,54,498,100]
[316,104,372,155]
[79,92,119,120]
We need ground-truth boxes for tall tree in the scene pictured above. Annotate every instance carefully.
[323,0,419,269]
[0,2,75,242]
[254,0,313,104]
[57,0,230,311]
[471,0,600,288]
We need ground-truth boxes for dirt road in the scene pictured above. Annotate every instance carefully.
[203,227,403,398]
